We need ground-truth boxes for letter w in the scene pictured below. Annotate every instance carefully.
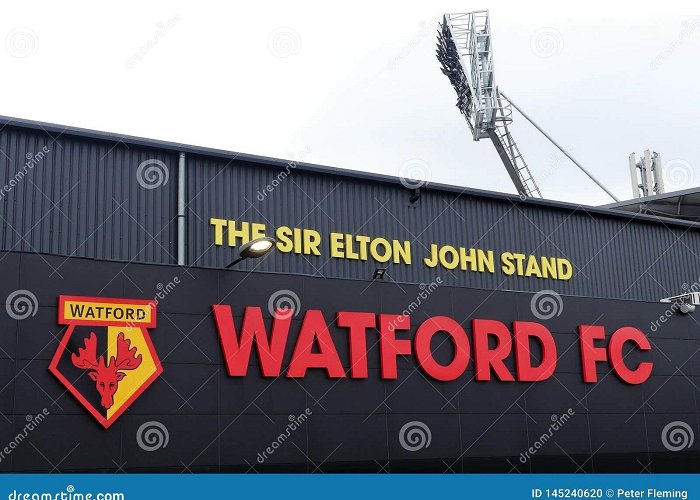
[212,305,290,377]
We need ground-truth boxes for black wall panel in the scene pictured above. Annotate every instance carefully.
[0,252,698,472]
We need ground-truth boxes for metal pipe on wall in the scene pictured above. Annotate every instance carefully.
[177,152,186,265]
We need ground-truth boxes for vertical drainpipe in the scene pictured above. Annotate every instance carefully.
[177,152,186,266]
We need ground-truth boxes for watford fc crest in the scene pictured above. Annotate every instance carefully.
[49,296,162,428]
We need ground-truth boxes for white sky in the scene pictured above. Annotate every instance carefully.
[1,0,698,205]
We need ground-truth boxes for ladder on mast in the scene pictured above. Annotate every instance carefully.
[437,11,542,198]
[490,94,542,198]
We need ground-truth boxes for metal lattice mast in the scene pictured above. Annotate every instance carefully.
[437,11,542,198]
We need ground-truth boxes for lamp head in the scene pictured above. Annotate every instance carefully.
[240,237,275,259]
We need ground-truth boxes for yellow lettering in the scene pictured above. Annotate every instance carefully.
[439,245,459,270]
[356,236,371,260]
[292,228,302,254]
[210,218,227,246]
[393,240,411,264]
[512,253,526,275]
[275,226,294,253]
[251,223,266,240]
[303,230,321,256]
[330,233,344,258]
[501,252,515,275]
[424,244,439,267]
[524,255,542,277]
[558,258,573,280]
[460,247,476,271]
[541,256,557,279]
[227,221,250,247]
[370,238,392,263]
[344,234,359,260]
[479,250,495,273]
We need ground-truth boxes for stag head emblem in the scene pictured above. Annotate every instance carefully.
[71,331,143,409]
[51,295,161,428]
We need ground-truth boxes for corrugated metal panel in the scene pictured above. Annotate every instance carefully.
[0,127,177,264]
[1,120,700,301]
[185,154,700,301]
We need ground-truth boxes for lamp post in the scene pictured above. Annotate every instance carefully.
[225,237,276,268]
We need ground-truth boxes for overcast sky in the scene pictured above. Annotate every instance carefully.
[1,1,698,205]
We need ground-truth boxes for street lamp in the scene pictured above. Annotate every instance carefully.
[225,237,276,268]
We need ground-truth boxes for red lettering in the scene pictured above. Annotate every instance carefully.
[337,312,375,378]
[579,325,607,383]
[414,316,470,381]
[472,319,515,381]
[513,321,557,381]
[212,305,290,377]
[287,310,345,378]
[379,314,411,379]
[213,304,653,386]
[608,327,653,384]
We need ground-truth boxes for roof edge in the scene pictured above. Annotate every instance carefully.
[1,113,698,230]
[600,187,700,208]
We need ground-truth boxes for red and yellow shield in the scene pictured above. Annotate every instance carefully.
[49,295,162,428]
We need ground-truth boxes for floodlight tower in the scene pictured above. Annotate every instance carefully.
[437,11,620,202]
[437,11,541,198]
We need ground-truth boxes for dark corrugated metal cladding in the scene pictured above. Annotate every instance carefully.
[0,127,177,264]
[184,153,700,301]
[2,124,700,302]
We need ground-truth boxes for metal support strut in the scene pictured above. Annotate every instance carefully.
[499,91,620,203]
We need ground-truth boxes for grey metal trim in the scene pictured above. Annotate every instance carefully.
[602,187,700,208]
[177,152,186,266]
